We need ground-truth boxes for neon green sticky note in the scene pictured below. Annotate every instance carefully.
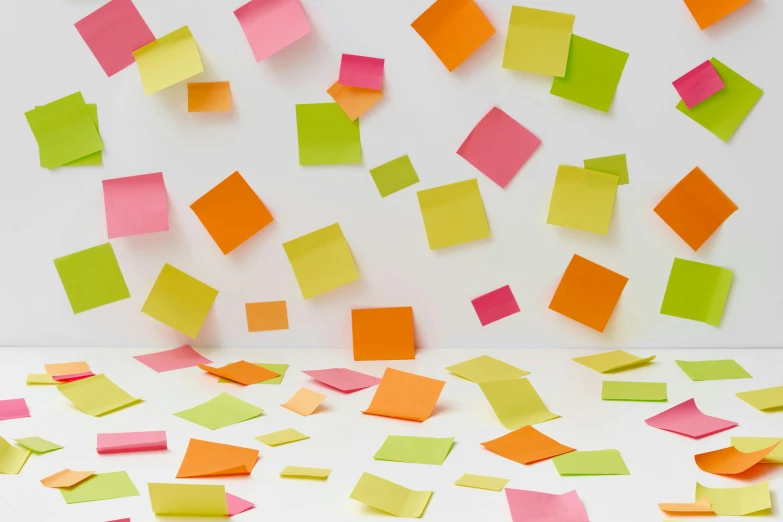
[736,386,783,411]
[60,471,139,504]
[573,350,656,373]
[132,26,204,95]
[546,166,618,234]
[174,393,263,430]
[584,154,628,185]
[446,355,529,383]
[349,472,433,518]
[695,481,770,516]
[63,105,102,166]
[374,436,454,465]
[219,363,288,384]
[553,449,629,475]
[296,103,361,165]
[255,428,309,447]
[370,155,420,197]
[601,381,667,402]
[417,179,490,250]
[660,258,733,326]
[53,243,130,314]
[503,6,574,76]
[479,378,559,429]
[57,374,140,417]
[15,437,63,454]
[677,58,762,142]
[280,466,331,479]
[0,437,31,474]
[26,374,57,385]
[149,483,228,516]
[731,438,783,464]
[676,360,751,381]
[454,473,509,491]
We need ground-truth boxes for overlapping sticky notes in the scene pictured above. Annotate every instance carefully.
[53,372,94,383]
[736,385,783,411]
[502,6,575,76]
[41,469,94,488]
[141,263,218,337]
[695,481,771,516]
[283,223,359,299]
[296,103,361,165]
[0,398,30,421]
[480,378,559,429]
[676,359,751,381]
[327,82,383,121]
[149,483,228,516]
[350,472,432,517]
[506,489,590,522]
[458,107,541,189]
[339,54,384,90]
[58,374,140,416]
[659,497,713,515]
[417,179,490,249]
[411,0,495,72]
[553,449,629,476]
[280,466,332,479]
[482,426,574,465]
[97,431,167,454]
[602,381,667,402]
[471,285,520,326]
[369,155,420,197]
[446,355,528,383]
[53,243,130,314]
[584,154,629,186]
[660,258,733,325]
[199,360,279,386]
[645,398,737,438]
[455,474,509,491]
[188,82,231,112]
[46,361,90,375]
[60,472,139,504]
[256,428,309,447]
[550,35,628,112]
[683,0,753,30]
[302,368,380,393]
[282,387,326,416]
[573,350,655,373]
[364,368,445,422]
[134,345,212,373]
[174,393,263,430]
[234,0,310,62]
[732,437,783,464]
[695,441,779,474]
[352,307,414,361]
[676,58,762,142]
[60,103,102,167]
[177,439,258,478]
[218,363,288,385]
[132,26,203,95]
[673,60,725,108]
[0,437,31,474]
[246,301,289,332]
[103,172,168,239]
[15,437,62,454]
[547,166,618,234]
[27,374,57,385]
[374,436,454,465]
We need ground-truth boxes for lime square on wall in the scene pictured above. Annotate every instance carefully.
[660,258,733,326]
[141,264,218,337]
[53,243,130,313]
[296,103,362,165]
[369,155,420,197]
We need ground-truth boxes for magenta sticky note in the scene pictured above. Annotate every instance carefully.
[673,60,725,109]
[302,368,381,393]
[226,493,255,516]
[107,519,131,522]
[471,285,520,326]
[97,430,167,454]
[458,107,541,189]
[0,398,30,421]
[103,172,168,239]
[133,345,212,373]
[52,371,95,383]
[506,489,589,522]
[339,54,385,90]
[645,398,737,439]
[74,0,155,77]
[234,0,311,62]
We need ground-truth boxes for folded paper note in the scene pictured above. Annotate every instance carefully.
[417,179,490,249]
[573,350,655,373]
[218,363,288,385]
[60,472,139,504]
[732,437,783,464]
[583,154,629,185]
[226,493,254,516]
[188,82,231,112]
[54,243,130,313]
[683,0,752,30]
[374,436,454,465]
[736,386,783,411]
[339,54,384,90]
[15,437,62,454]
[327,82,383,121]
[149,483,228,516]
[246,301,289,331]
[234,0,310,62]
[280,466,331,479]
[282,387,326,416]
[255,428,309,447]
[132,26,204,95]
[296,103,361,165]
[352,307,415,361]
[53,372,94,383]
[480,378,559,429]
[659,497,713,514]
[471,285,521,326]
[58,103,101,167]
[350,472,432,517]
[695,441,779,474]
[364,368,445,422]
[45,361,90,375]
[102,172,168,239]
[97,431,167,454]
[302,368,380,392]
[602,381,667,402]
[547,166,618,234]
[503,6,574,76]
[0,398,30,421]
[673,60,725,108]
[446,355,528,383]
[676,359,750,381]
[455,474,509,492]
[506,489,590,522]
[369,155,420,197]
[177,438,258,478]
[58,374,140,416]
[660,258,733,325]
[174,393,263,430]
[695,481,770,516]
[134,345,212,372]
[645,398,737,438]
[553,449,630,476]
[0,437,31,474]
[199,360,279,386]
[41,469,94,488]
[27,374,57,385]
[482,425,574,464]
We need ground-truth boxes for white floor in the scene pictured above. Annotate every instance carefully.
[1,347,781,522]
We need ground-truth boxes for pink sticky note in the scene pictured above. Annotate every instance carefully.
[645,398,737,439]
[97,430,167,454]
[302,368,381,393]
[226,492,255,516]
[52,372,95,383]
[506,489,589,522]
[458,107,541,189]
[103,172,168,239]
[107,519,131,522]
[234,0,311,62]
[339,54,385,90]
[0,398,30,421]
[74,0,155,77]
[471,285,520,326]
[673,60,725,109]
[133,345,212,373]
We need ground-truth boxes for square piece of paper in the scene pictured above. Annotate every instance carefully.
[217,363,288,385]
[255,428,309,446]
[0,399,30,421]
[673,60,725,108]
[296,103,361,165]
[0,437,30,474]
[15,437,62,454]
[482,425,574,464]
[369,155,420,197]
[174,393,263,430]
[280,466,331,479]
[374,436,454,465]
[134,345,212,373]
[54,243,130,314]
[645,398,737,438]
[60,472,139,504]
[660,258,733,325]
[246,301,289,331]
[480,378,559,430]
[327,82,383,121]
[302,368,380,392]
[41,469,94,488]
[547,166,618,234]
[572,350,655,373]
[141,264,218,337]
[364,368,445,422]
[149,483,228,516]
[350,472,432,517]
[176,439,258,478]
[446,355,528,383]
[97,431,167,453]
[281,388,326,416]
[188,82,231,112]
[339,54,384,90]
[552,449,629,475]
[200,361,280,386]
[503,7,575,76]
[736,386,783,411]
[352,307,414,361]
[583,154,629,185]
[471,285,521,326]
[234,0,310,62]
[676,359,751,381]
[683,0,753,30]
[103,172,168,239]
[506,489,590,522]
[695,481,770,516]
[133,26,204,95]
[57,374,140,416]
[455,474,509,491]
[602,381,667,401]
[417,178,490,249]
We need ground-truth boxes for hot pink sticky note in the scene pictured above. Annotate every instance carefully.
[226,492,255,516]
[97,430,167,454]
[673,60,725,109]
[471,285,520,326]
[107,519,131,522]
[234,0,311,62]
[458,107,541,189]
[302,368,381,393]
[645,398,737,439]
[133,345,212,373]
[103,172,168,239]
[506,489,589,522]
[339,54,385,90]
[0,398,30,421]
[74,0,155,77]
[52,372,95,383]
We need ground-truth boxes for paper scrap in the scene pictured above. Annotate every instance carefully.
[97,431,167,454]
[133,345,212,373]
[645,398,737,438]
[364,368,445,422]
[0,398,30,421]
[255,428,309,447]
[174,393,263,430]
[53,243,130,313]
[683,0,752,30]
[547,166,618,235]
[327,81,383,121]
[149,483,228,516]
[199,360,280,386]
[15,437,62,454]
[349,472,432,517]
[280,466,331,479]
[58,374,140,416]
[53,371,95,383]
[482,425,574,465]
[27,374,57,385]
[226,492,254,516]
[506,488,590,522]
[602,381,667,402]
[660,258,733,325]
[659,497,713,514]
[281,387,326,416]
[45,361,90,375]
[417,178,490,249]
[302,368,380,393]
[188,81,231,112]
[60,471,139,504]
[572,350,655,373]
[0,437,31,474]
[454,474,509,491]
[552,449,629,476]
[695,441,779,474]
[369,155,420,197]
[246,301,289,331]
[503,6,575,76]
[352,307,415,361]
[132,26,204,95]
[732,437,783,464]
[234,0,310,62]
[583,154,628,185]
[374,436,454,465]
[339,54,384,90]
[296,103,361,165]
[676,359,751,381]
[695,481,770,516]
[446,355,529,383]
[41,469,94,488]
[480,378,559,429]
[177,438,258,478]
[103,172,168,239]
[736,386,783,411]
[218,363,288,385]
[61,103,101,167]
[673,60,725,108]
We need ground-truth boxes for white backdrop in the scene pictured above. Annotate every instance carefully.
[0,0,781,349]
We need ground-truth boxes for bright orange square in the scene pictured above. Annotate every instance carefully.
[190,172,273,254]
[411,0,496,72]
[482,426,575,464]
[363,368,445,422]
[549,255,628,332]
[188,82,232,112]
[352,307,414,361]
[199,360,279,385]
[246,301,288,332]
[327,82,383,121]
[683,0,752,30]
[654,167,737,251]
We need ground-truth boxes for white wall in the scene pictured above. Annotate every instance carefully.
[0,0,780,349]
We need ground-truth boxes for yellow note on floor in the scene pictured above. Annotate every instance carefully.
[696,481,771,516]
[731,437,783,464]
[446,355,529,383]
[57,374,140,416]
[349,472,432,518]
[133,26,204,95]
[454,473,509,491]
[0,437,31,474]
[148,483,228,516]
[27,374,57,384]
[255,428,309,447]
[736,386,783,411]
[572,350,656,373]
[417,179,490,250]
[479,378,559,429]
[547,166,618,234]
[280,466,331,479]
[503,6,575,76]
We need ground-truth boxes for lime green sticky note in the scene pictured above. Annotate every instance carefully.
[695,481,770,516]
[0,437,31,474]
[552,449,629,476]
[296,103,361,165]
[584,154,628,185]
[132,26,204,95]
[53,243,130,314]
[370,155,420,197]
[736,386,783,411]
[446,355,529,383]
[479,378,559,430]
[349,472,433,518]
[283,223,359,299]
[677,58,762,142]
[503,6,575,76]
[219,363,288,384]
[63,104,102,166]
[60,471,139,504]
[149,483,228,516]
[546,166,618,234]
[676,360,751,381]
[255,428,309,447]
[374,436,454,465]
[731,438,783,464]
[454,473,509,491]
[57,374,140,417]
[660,258,733,326]
[26,374,57,385]
[550,35,629,112]
[417,179,490,250]
[573,350,656,373]
[280,466,331,479]
[601,381,667,402]
[174,393,263,430]
[15,437,62,454]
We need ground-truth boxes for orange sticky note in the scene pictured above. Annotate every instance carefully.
[659,498,713,514]
[549,255,628,332]
[352,307,415,361]
[654,167,737,251]
[695,442,779,475]
[246,301,289,332]
[364,368,445,422]
[188,81,231,112]
[45,361,90,375]
[327,82,383,121]
[199,360,280,386]
[683,0,752,30]
[176,438,259,478]
[190,171,274,255]
[411,0,496,72]
[281,388,326,416]
[41,469,95,488]
[482,426,575,465]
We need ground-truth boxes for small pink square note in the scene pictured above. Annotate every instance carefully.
[339,54,385,90]
[673,60,725,109]
[234,0,311,62]
[0,398,31,421]
[133,345,212,373]
[103,172,168,239]
[472,285,520,326]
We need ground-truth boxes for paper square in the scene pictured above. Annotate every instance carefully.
[133,26,204,95]
[673,60,725,108]
[281,388,326,416]
[246,301,289,331]
[60,104,102,167]
[60,472,139,504]
[302,368,380,393]
[417,179,490,249]
[103,172,168,239]
[141,264,218,337]
[339,54,385,90]
[296,103,361,165]
[547,166,618,234]
[352,307,415,361]
[174,393,263,430]
[327,81,383,121]
[446,355,528,383]
[57,374,140,416]
[0,399,30,421]
[369,155,420,197]
[188,82,232,112]
[364,368,445,422]
[471,285,520,326]
[234,0,310,62]
[660,258,733,326]
[15,437,63,454]
[53,243,130,313]
[683,0,752,30]
[503,6,575,76]
[133,345,212,373]
[583,154,629,185]
[506,489,589,522]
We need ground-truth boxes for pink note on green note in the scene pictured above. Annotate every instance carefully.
[506,489,589,522]
[645,398,737,438]
[472,285,520,326]
[234,0,311,62]
[302,368,381,393]
[133,345,212,373]
[673,60,725,108]
[339,54,385,90]
[226,493,255,516]
[103,172,168,239]
[97,430,167,454]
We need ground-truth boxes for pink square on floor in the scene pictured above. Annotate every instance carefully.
[0,398,30,421]
[74,0,155,77]
[471,285,520,326]
[234,0,311,62]
[97,430,167,453]
[673,60,725,109]
[339,54,385,90]
[133,345,212,373]
[458,107,541,188]
[506,489,589,522]
[645,398,737,438]
[302,368,381,393]
[103,172,168,239]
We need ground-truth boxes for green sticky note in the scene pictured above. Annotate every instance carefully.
[149,483,228,516]
[53,243,130,314]
[479,378,559,430]
[219,363,288,384]
[454,473,509,491]
[547,166,618,234]
[584,154,628,185]
[731,438,783,464]
[601,381,667,402]
[296,103,361,165]
[374,436,454,465]
[255,428,309,447]
[370,155,420,197]
[677,58,763,142]
[58,374,140,417]
[695,481,770,516]
[552,449,629,476]
[60,471,139,504]
[736,386,783,411]
[503,6,575,76]
[660,258,733,326]
[0,437,31,475]
[676,359,751,381]
[14,437,63,454]
[417,179,490,250]
[550,35,629,112]
[63,104,102,166]
[280,466,331,479]
[174,393,263,430]
[446,355,529,383]
[349,472,433,518]
[573,350,656,373]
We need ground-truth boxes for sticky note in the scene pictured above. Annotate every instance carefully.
[199,360,280,385]
[60,472,139,504]
[471,285,520,326]
[280,466,331,479]
[327,81,383,121]
[732,438,783,464]
[141,264,218,337]
[736,386,783,411]
[226,493,254,516]
[339,54,384,90]
[0,399,30,421]
[676,359,750,381]
[374,436,454,465]
[174,393,263,430]
[217,363,288,385]
[281,387,326,416]
[364,368,445,422]
[417,179,490,249]
[27,374,57,385]
[480,378,559,429]
[369,155,420,197]
[352,307,415,361]
[583,154,629,185]
[149,483,228,516]
[97,431,167,454]
[645,398,737,438]
[573,350,655,373]
[676,58,762,142]
[695,481,770,516]
[446,355,528,383]
[695,442,779,474]
[53,243,130,314]
[550,35,629,112]
[133,26,203,95]
[553,449,629,476]
[177,439,258,478]
[350,472,432,517]
[133,345,212,373]
[0,437,31,474]
[503,7,575,76]
[674,60,725,108]
[15,437,62,454]
[103,172,168,239]
[482,426,574,465]
[660,258,733,325]
[234,0,310,62]
[283,223,359,299]
[547,166,618,234]
[506,489,590,522]
[34,102,100,168]
[45,361,90,375]
[602,381,667,402]
[58,374,140,416]
[454,474,509,491]
[411,0,495,72]
[41,469,94,488]
[458,107,541,189]
[52,372,94,383]
[246,301,289,331]
[188,82,231,112]
[255,428,309,447]
[659,498,713,514]
[683,0,753,30]
[296,103,361,165]
[302,368,381,392]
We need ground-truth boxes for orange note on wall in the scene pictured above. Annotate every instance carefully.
[352,307,415,361]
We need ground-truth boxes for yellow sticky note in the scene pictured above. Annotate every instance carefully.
[349,472,433,518]
[27,374,57,384]
[57,374,140,416]
[696,481,771,516]
[133,26,204,95]
[0,437,31,474]
[446,355,529,383]
[454,473,509,491]
[572,350,655,373]
[256,428,309,447]
[731,438,783,464]
[503,7,575,76]
[417,179,490,249]
[547,165,618,234]
[480,378,559,429]
[280,466,331,479]
[736,386,783,411]
[148,483,228,516]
